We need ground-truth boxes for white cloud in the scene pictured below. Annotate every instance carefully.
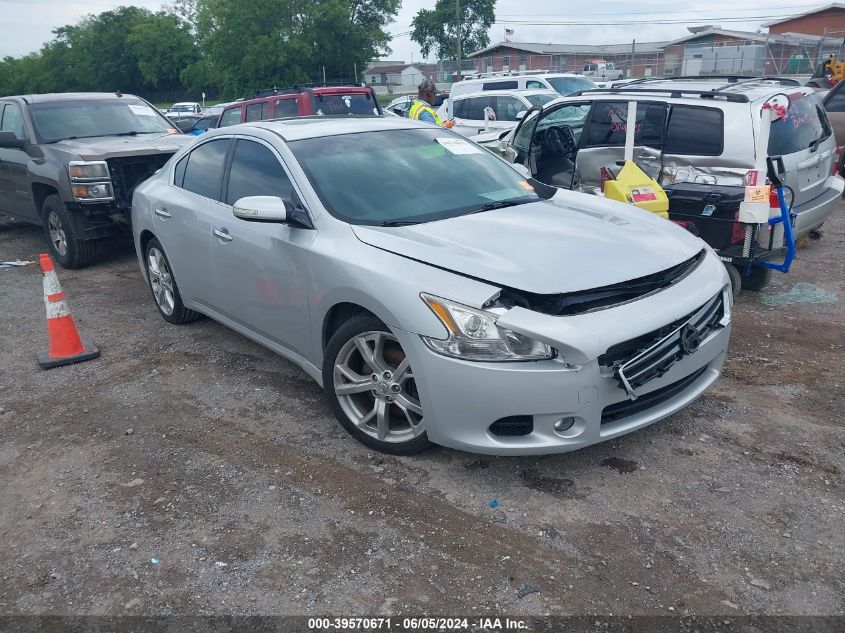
[0,0,803,61]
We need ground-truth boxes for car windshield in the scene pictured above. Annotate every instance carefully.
[30,99,174,142]
[525,93,557,107]
[290,128,539,225]
[170,104,195,112]
[315,94,379,116]
[546,76,597,95]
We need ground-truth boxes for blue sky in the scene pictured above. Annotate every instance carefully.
[0,0,821,61]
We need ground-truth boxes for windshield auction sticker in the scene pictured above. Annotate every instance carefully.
[129,104,157,116]
[436,137,483,155]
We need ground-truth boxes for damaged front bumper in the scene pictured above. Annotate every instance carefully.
[396,251,732,455]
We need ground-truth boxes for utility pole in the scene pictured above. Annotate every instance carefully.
[456,0,462,82]
[630,39,636,79]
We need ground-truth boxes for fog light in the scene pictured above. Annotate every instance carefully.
[554,417,575,432]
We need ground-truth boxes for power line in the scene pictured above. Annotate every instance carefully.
[495,15,797,26]
[496,4,812,18]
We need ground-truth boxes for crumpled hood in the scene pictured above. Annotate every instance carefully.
[51,133,192,161]
[351,190,704,295]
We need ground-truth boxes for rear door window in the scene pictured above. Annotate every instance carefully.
[768,94,832,155]
[459,96,493,120]
[219,107,242,127]
[494,96,527,121]
[664,105,724,156]
[273,98,299,118]
[180,139,231,200]
[246,102,269,122]
[225,139,294,205]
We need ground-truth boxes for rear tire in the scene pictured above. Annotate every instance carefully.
[144,237,202,324]
[323,314,432,455]
[739,266,772,293]
[41,195,96,269]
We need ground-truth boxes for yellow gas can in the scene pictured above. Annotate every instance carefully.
[603,161,669,219]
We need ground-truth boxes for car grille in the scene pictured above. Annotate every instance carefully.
[107,155,173,205]
[601,366,708,425]
[599,292,724,399]
[498,250,706,316]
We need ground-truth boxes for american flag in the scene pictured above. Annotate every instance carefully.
[504,28,514,41]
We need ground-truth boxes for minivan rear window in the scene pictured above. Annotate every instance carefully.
[768,94,832,156]
[664,105,724,156]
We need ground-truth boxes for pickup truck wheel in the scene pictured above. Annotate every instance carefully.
[41,195,96,269]
[144,238,201,325]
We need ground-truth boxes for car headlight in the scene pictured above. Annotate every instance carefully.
[68,161,110,180]
[420,294,554,361]
[71,183,114,200]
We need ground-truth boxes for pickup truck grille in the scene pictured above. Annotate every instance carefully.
[107,154,173,204]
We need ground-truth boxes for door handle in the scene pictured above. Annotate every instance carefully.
[154,207,171,219]
[213,227,233,243]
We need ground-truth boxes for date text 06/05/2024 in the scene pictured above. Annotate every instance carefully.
[306,617,529,630]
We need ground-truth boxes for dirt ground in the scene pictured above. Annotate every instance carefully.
[0,205,843,623]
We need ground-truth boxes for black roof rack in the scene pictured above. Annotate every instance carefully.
[250,82,369,99]
[621,75,801,87]
[572,87,750,103]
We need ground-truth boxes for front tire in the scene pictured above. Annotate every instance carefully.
[41,195,96,269]
[323,314,432,455]
[144,238,201,324]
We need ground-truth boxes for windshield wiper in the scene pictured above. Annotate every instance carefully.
[378,220,422,227]
[465,199,531,215]
[808,137,822,153]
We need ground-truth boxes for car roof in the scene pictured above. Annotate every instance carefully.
[227,86,377,108]
[454,89,557,99]
[212,116,427,142]
[4,92,141,104]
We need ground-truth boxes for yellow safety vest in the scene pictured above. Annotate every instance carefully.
[408,100,443,126]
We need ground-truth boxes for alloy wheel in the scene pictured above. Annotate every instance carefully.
[147,247,175,316]
[47,211,67,257]
[333,331,424,443]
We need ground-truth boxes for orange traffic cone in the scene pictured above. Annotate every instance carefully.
[37,253,99,369]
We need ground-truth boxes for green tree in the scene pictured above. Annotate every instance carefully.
[191,0,399,97]
[411,0,495,60]
[127,12,199,90]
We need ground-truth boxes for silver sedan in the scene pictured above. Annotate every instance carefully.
[131,117,732,455]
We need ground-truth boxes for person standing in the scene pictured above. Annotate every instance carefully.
[409,79,454,128]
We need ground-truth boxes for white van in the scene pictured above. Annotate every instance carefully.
[440,73,596,117]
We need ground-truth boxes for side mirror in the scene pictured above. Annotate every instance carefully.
[0,131,25,149]
[516,110,527,120]
[233,196,291,223]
